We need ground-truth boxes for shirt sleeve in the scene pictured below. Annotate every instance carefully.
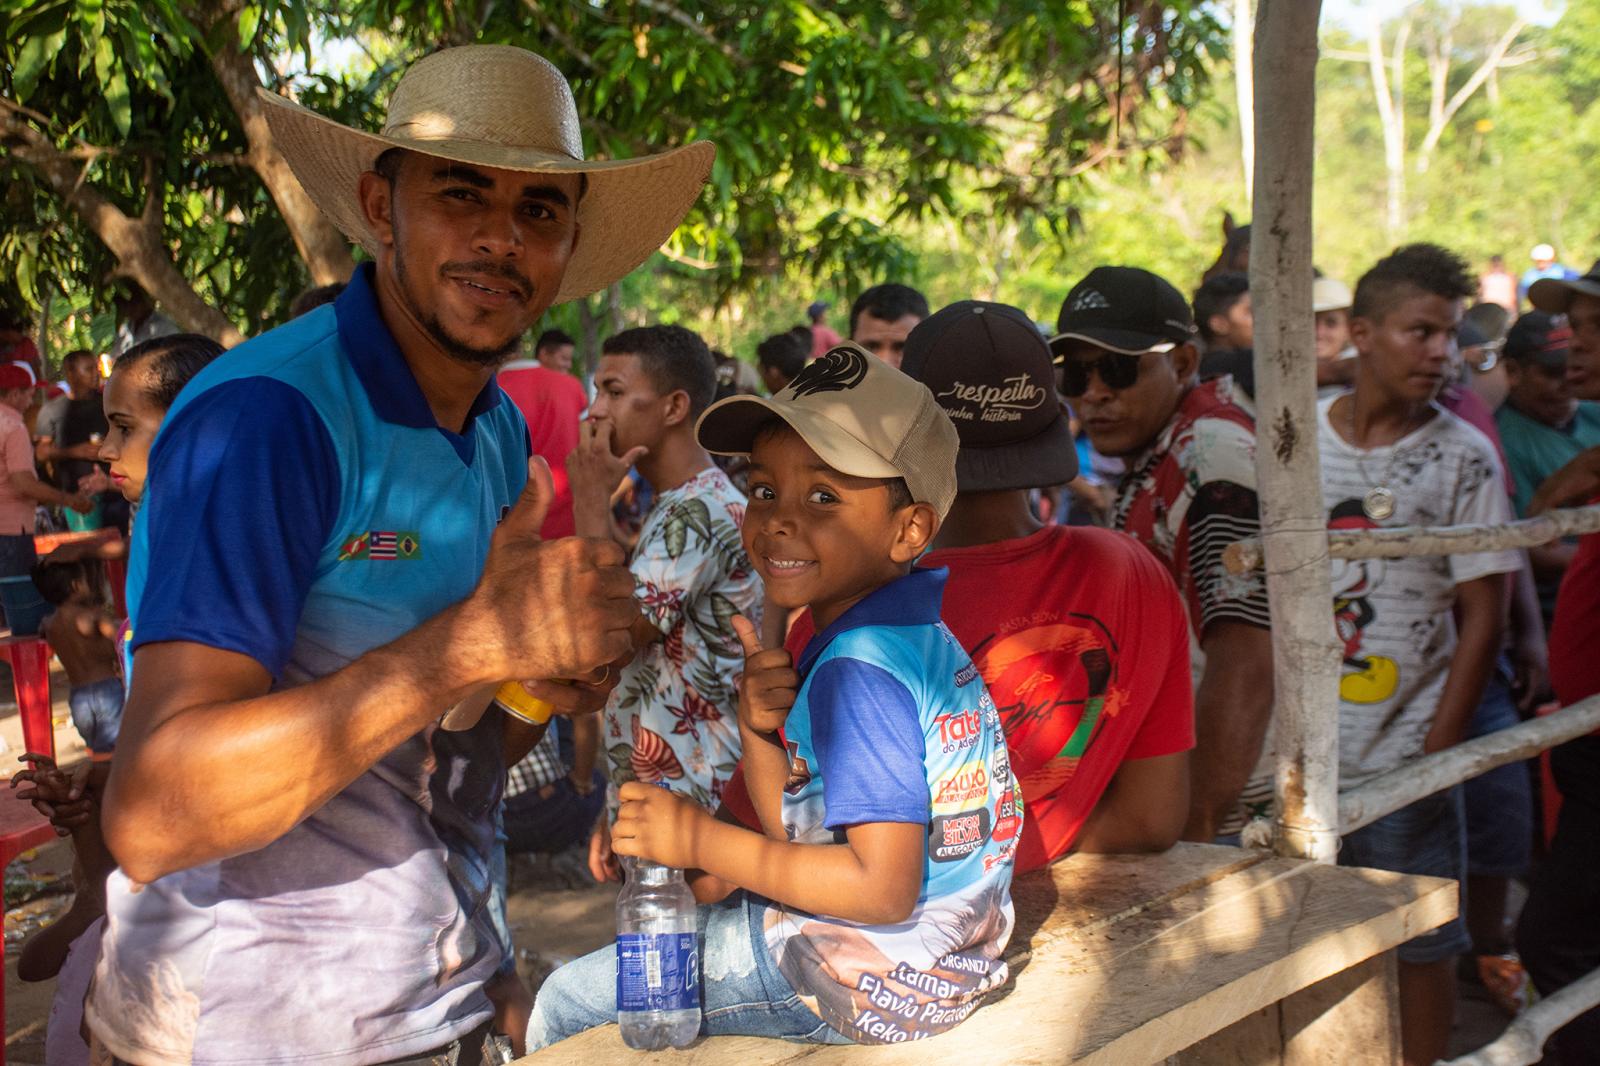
[1183,420,1272,633]
[806,656,930,830]
[131,378,340,678]
[631,499,740,636]
[33,398,64,443]
[3,420,34,477]
[1124,550,1198,759]
[1448,430,1522,585]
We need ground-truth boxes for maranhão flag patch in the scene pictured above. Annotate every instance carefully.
[339,531,421,561]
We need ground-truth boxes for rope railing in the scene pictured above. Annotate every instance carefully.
[1339,694,1600,834]
[1224,502,1600,574]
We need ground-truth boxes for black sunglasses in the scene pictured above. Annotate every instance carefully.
[1060,351,1145,397]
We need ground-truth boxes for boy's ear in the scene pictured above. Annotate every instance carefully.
[890,502,940,564]
[661,389,692,428]
[1348,314,1373,356]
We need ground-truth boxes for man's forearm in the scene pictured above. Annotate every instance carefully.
[104,603,501,882]
[1184,629,1274,841]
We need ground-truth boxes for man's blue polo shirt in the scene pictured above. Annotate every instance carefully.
[88,265,529,1066]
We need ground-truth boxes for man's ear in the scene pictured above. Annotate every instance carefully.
[1169,341,1200,383]
[1503,359,1524,390]
[357,171,397,249]
[661,389,692,428]
[1348,315,1374,357]
[890,503,940,564]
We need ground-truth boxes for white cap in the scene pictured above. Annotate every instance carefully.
[1312,277,1352,313]
[1532,243,1556,261]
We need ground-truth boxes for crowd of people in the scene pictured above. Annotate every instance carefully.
[2,42,1597,1066]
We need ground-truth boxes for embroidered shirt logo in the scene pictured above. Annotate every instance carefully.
[339,530,421,561]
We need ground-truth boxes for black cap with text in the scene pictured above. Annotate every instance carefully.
[901,300,1079,493]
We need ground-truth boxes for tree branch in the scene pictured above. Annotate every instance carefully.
[1,108,243,345]
[1417,18,1527,165]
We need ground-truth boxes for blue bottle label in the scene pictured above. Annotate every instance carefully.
[617,932,699,1012]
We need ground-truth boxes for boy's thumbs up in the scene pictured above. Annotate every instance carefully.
[732,613,765,659]
[731,613,797,736]
[503,456,555,539]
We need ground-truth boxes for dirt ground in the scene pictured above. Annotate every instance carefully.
[0,666,1545,1062]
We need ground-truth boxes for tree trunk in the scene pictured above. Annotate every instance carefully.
[1234,0,1255,201]
[1249,0,1342,864]
[2,113,244,346]
[195,3,356,287]
[1367,13,1407,243]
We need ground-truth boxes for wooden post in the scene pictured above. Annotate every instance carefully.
[1249,0,1341,864]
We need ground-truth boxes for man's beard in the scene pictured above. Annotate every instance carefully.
[394,236,529,369]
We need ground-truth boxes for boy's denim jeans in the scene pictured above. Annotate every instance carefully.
[527,891,850,1051]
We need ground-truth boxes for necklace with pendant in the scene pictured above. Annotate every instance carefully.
[1342,400,1424,521]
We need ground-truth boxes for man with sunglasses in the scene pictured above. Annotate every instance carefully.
[1053,266,1274,846]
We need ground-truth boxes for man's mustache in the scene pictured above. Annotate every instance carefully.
[441,260,532,300]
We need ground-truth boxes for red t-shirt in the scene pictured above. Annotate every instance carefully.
[496,363,588,539]
[722,527,1194,870]
[1551,526,1600,708]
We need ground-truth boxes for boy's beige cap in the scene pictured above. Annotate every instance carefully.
[696,344,959,518]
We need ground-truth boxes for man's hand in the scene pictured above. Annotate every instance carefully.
[64,492,93,514]
[732,614,797,737]
[65,441,102,462]
[1511,631,1551,714]
[588,817,621,882]
[1529,447,1600,515]
[567,419,646,538]
[462,457,638,685]
[11,755,94,836]
[78,469,112,495]
[611,780,711,870]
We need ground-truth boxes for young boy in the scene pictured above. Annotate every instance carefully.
[33,557,122,757]
[529,345,1019,1048]
[1321,243,1518,1066]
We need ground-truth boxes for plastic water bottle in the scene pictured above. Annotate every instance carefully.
[615,828,700,1048]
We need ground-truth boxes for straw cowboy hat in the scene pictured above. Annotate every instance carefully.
[258,45,715,304]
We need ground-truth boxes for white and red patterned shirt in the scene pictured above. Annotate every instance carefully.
[603,465,762,811]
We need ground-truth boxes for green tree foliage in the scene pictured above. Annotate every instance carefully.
[2,0,1223,366]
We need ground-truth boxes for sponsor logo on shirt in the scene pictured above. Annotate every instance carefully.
[783,739,812,796]
[928,808,991,863]
[931,762,989,813]
[953,662,978,687]
[934,708,984,753]
[337,530,421,561]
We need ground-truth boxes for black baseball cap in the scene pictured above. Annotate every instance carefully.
[1504,311,1572,368]
[1050,266,1196,361]
[901,300,1078,493]
[1529,259,1600,314]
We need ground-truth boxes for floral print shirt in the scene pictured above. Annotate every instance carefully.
[603,465,761,812]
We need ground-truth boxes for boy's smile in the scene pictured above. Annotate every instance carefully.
[743,424,933,631]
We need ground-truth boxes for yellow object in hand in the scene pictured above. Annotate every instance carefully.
[495,681,556,725]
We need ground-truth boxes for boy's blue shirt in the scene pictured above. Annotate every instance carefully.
[764,566,1019,1044]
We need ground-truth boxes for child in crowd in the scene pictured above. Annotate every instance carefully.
[12,332,221,1066]
[34,558,121,756]
[529,345,1018,1049]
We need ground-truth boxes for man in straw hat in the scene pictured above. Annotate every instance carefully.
[89,45,713,1065]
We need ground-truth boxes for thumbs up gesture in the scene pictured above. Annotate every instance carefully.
[732,614,798,737]
[465,456,639,686]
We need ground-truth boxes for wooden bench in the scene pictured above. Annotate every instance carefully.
[517,843,1455,1065]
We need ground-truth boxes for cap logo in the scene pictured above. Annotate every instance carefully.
[1070,289,1110,311]
[937,376,1047,424]
[787,346,869,398]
